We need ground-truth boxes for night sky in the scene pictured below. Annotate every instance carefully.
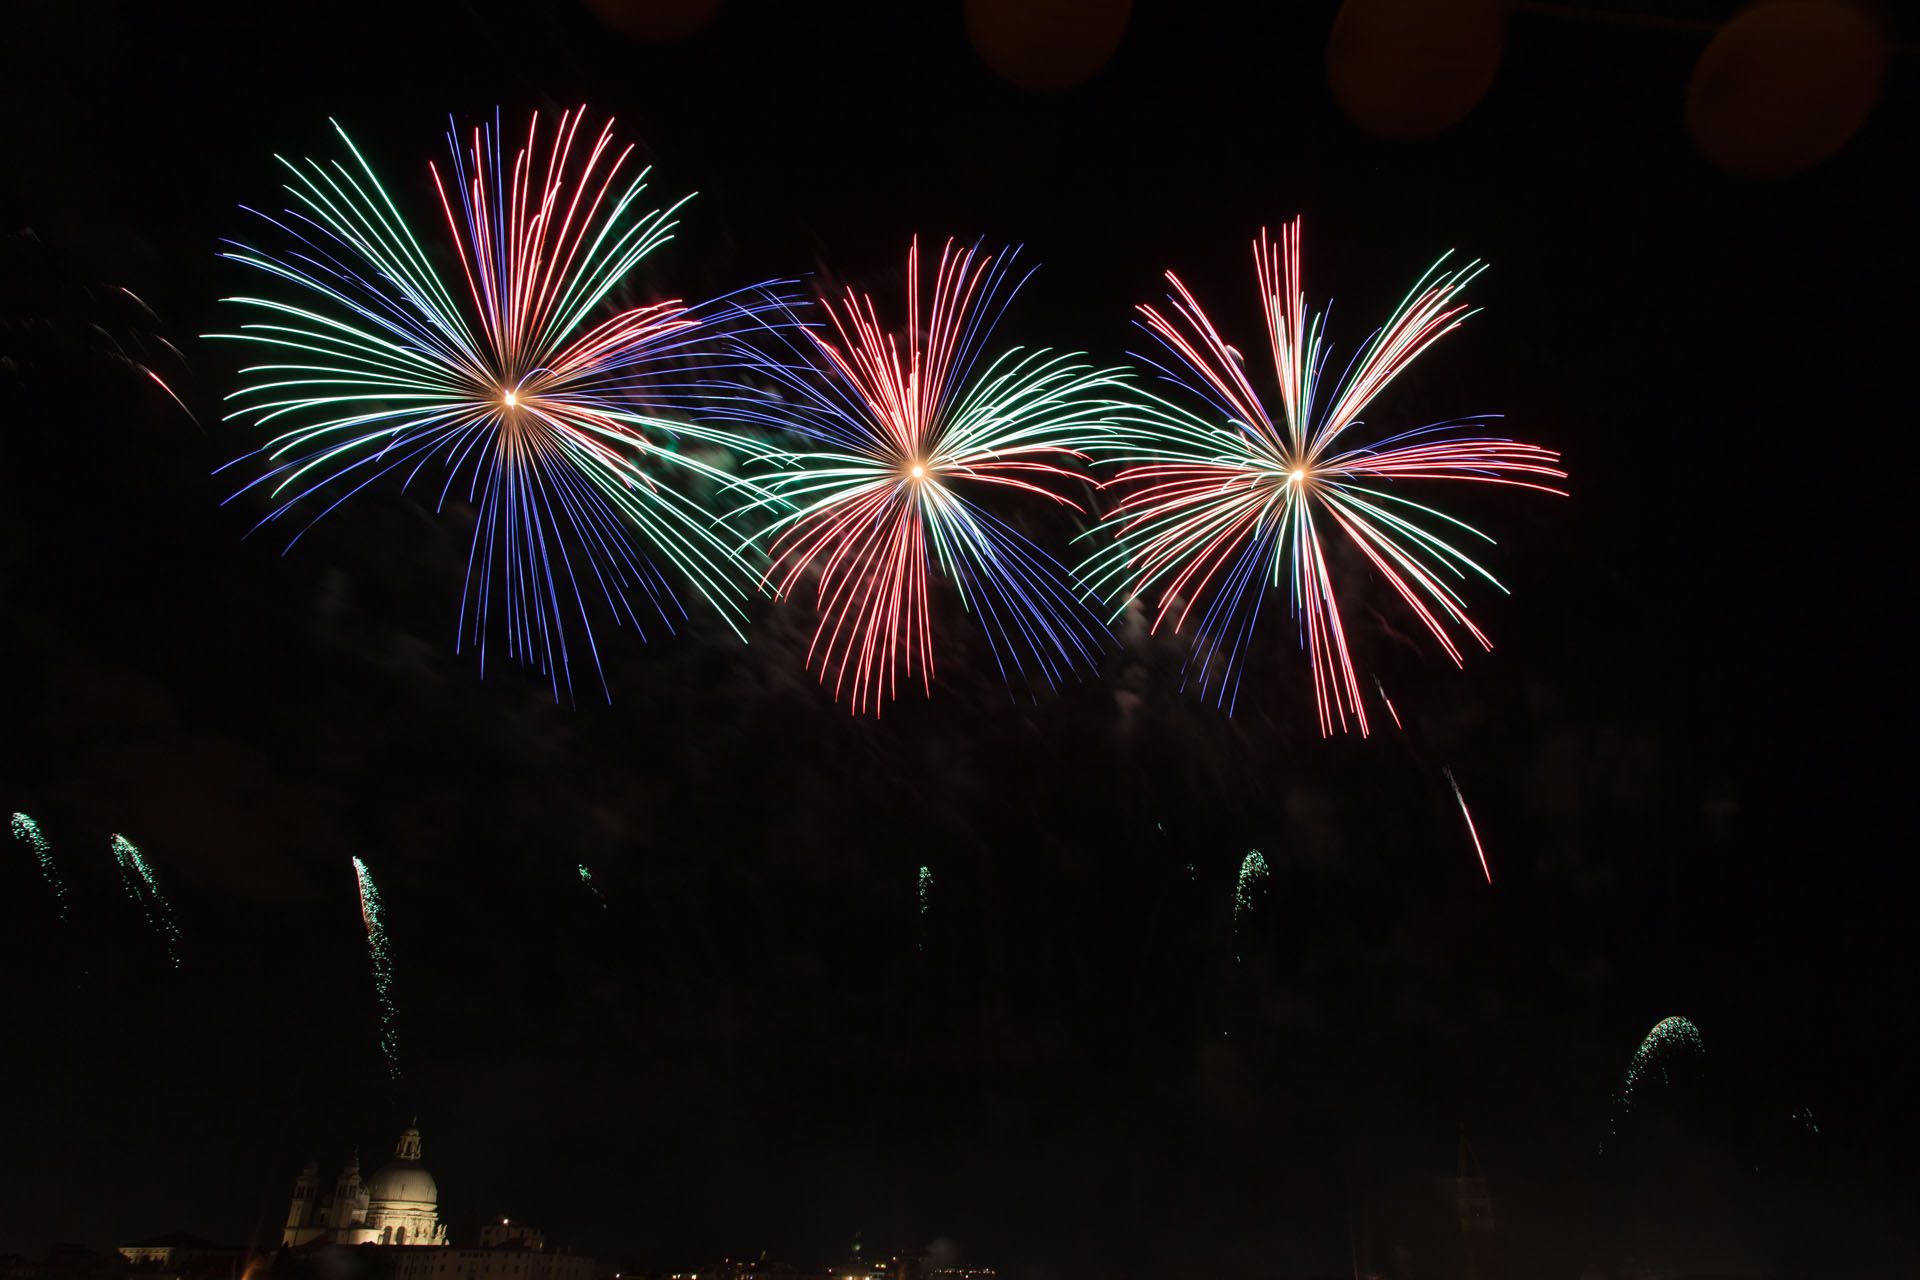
[1,2,1915,1277]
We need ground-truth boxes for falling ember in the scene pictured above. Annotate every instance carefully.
[11,813,69,922]
[1603,1015,1705,1153]
[1232,849,1269,960]
[110,834,181,967]
[578,863,607,908]
[1372,675,1404,731]
[351,856,402,1081]
[1443,769,1492,884]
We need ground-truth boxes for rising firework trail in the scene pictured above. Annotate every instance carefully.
[1083,218,1565,726]
[1232,849,1269,960]
[110,834,181,967]
[352,856,402,1081]
[10,813,69,922]
[1443,768,1492,884]
[915,865,934,951]
[720,237,1125,713]
[1604,1015,1705,1153]
[578,862,607,908]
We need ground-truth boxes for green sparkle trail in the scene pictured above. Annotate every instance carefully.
[578,863,607,908]
[1233,849,1269,960]
[352,856,402,1081]
[110,833,181,968]
[1603,1014,1705,1153]
[11,813,69,921]
[917,865,933,917]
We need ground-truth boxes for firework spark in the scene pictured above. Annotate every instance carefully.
[1372,674,1404,731]
[721,237,1124,713]
[1232,848,1269,959]
[1083,219,1565,726]
[578,862,607,908]
[351,856,402,1080]
[917,865,934,916]
[10,813,69,922]
[1604,1015,1705,1152]
[110,834,181,968]
[217,108,782,700]
[1444,767,1492,884]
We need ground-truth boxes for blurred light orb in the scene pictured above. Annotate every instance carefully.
[966,0,1132,92]
[1326,0,1505,140]
[1686,0,1886,177]
[583,0,723,42]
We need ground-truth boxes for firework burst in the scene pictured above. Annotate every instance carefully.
[1083,219,1566,727]
[722,238,1124,713]
[110,834,181,968]
[351,856,402,1080]
[216,108,780,699]
[11,813,69,922]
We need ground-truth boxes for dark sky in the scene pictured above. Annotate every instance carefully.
[1,2,1915,1277]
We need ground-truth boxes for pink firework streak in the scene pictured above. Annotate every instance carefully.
[1445,767,1493,883]
[1084,219,1566,730]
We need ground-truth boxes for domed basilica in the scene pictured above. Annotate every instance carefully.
[283,1122,450,1247]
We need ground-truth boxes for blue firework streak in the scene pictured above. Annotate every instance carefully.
[351,856,402,1080]
[715,237,1127,713]
[110,834,181,968]
[11,813,69,922]
[215,107,788,700]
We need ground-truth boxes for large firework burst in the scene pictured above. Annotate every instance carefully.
[216,108,777,699]
[723,238,1124,713]
[1083,219,1566,729]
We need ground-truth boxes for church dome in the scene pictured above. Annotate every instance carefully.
[366,1125,438,1207]
[366,1160,437,1206]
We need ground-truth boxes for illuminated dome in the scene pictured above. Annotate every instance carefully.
[361,1123,448,1245]
[366,1158,437,1207]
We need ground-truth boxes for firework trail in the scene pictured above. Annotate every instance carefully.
[351,856,402,1081]
[1232,849,1269,960]
[216,107,786,700]
[10,813,69,922]
[578,862,607,908]
[1083,218,1565,726]
[110,834,181,968]
[719,237,1125,713]
[915,865,934,952]
[1443,767,1492,884]
[1603,1015,1705,1153]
